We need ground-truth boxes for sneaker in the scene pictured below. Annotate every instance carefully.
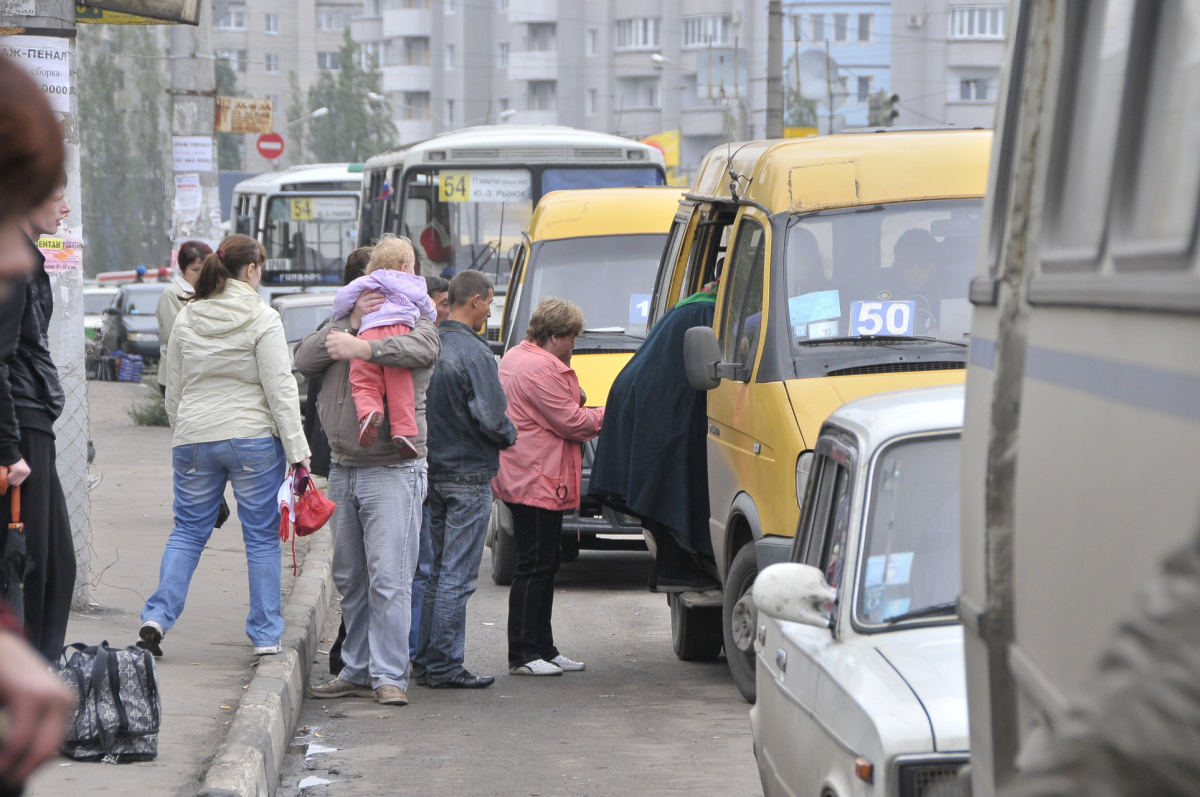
[309,677,375,699]
[549,654,585,672]
[358,411,384,447]
[391,435,419,460]
[254,644,282,656]
[509,659,563,676]
[376,685,408,706]
[428,670,496,689]
[137,621,164,658]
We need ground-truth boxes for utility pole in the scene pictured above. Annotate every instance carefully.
[168,0,222,248]
[765,0,784,138]
[1,0,92,608]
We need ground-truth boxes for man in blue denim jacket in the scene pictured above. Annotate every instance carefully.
[414,270,517,689]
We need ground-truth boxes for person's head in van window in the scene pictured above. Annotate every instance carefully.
[894,228,939,291]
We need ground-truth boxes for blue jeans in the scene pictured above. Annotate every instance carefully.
[409,504,433,658]
[415,481,493,684]
[328,459,427,690]
[142,437,286,647]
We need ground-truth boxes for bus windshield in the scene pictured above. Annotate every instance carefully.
[262,194,359,280]
[786,198,982,346]
[510,233,667,343]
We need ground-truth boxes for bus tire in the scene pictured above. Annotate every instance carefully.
[670,593,723,661]
[723,544,759,703]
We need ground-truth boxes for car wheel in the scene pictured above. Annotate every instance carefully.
[489,501,517,586]
[670,593,723,661]
[723,543,759,703]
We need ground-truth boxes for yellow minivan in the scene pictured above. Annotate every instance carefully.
[653,130,991,701]
[487,186,683,583]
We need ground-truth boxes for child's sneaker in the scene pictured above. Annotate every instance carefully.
[392,435,419,460]
[358,411,384,447]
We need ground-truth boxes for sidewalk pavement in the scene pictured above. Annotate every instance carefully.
[27,380,333,797]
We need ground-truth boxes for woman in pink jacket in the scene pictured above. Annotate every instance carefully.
[493,298,604,676]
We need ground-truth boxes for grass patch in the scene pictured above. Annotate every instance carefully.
[128,389,169,427]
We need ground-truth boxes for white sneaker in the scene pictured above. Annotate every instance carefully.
[253,644,282,655]
[549,654,585,672]
[510,659,563,676]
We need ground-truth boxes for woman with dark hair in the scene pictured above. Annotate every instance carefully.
[493,297,604,676]
[156,240,213,395]
[138,234,311,658]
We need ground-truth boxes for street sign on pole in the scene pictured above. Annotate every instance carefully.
[257,132,284,160]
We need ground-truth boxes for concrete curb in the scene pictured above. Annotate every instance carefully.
[196,529,334,797]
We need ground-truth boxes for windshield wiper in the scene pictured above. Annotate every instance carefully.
[884,601,958,625]
[798,335,968,348]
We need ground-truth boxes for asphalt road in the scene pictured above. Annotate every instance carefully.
[277,545,764,797]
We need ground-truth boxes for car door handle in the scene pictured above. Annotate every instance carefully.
[775,649,787,672]
[709,424,720,436]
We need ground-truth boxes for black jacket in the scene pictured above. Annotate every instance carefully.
[0,238,64,466]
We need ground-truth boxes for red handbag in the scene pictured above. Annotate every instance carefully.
[279,466,336,574]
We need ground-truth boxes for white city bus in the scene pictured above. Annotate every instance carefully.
[231,163,363,300]
[358,125,667,336]
[961,2,1200,794]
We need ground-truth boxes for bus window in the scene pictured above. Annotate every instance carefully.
[263,194,358,277]
[541,167,666,192]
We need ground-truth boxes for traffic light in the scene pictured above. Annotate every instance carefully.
[868,91,899,127]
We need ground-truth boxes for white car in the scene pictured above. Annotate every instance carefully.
[750,385,968,797]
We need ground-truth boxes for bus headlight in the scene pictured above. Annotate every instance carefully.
[795,452,814,510]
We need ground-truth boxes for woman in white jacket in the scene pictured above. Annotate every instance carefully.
[138,234,310,658]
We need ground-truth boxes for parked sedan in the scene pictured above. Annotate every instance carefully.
[750,385,967,797]
[83,286,118,340]
[272,292,335,410]
[98,283,169,362]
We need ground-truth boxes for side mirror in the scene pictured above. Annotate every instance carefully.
[683,326,722,390]
[753,563,836,629]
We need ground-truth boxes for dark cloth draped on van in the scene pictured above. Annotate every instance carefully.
[589,297,715,560]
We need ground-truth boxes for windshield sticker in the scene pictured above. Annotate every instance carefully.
[439,170,532,203]
[310,197,358,221]
[885,552,914,585]
[629,294,651,325]
[865,555,886,587]
[851,300,915,337]
[808,319,839,339]
[864,584,885,614]
[788,290,841,326]
[881,598,912,621]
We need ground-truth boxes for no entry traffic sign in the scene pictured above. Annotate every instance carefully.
[257,132,285,160]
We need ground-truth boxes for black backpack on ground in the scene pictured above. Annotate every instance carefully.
[56,641,162,763]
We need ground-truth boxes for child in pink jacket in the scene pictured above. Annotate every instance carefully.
[332,236,435,457]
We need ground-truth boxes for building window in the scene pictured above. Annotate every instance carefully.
[857,76,871,102]
[366,0,380,15]
[586,28,598,56]
[445,99,455,124]
[402,0,428,7]
[404,37,429,65]
[265,53,280,74]
[960,77,989,100]
[215,7,246,29]
[615,18,660,50]
[858,13,872,41]
[444,0,454,14]
[528,81,556,111]
[620,77,660,109]
[811,13,825,42]
[499,97,509,111]
[215,48,247,72]
[264,12,279,32]
[316,9,345,30]
[833,13,848,41]
[586,88,598,116]
[317,51,340,71]
[445,44,455,68]
[682,15,730,47]
[498,0,507,8]
[526,23,555,52]
[949,6,1006,39]
[498,42,509,67]
[383,40,399,66]
[360,41,382,67]
[403,92,430,120]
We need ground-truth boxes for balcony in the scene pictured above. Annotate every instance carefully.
[508,50,557,82]
[382,7,431,37]
[397,119,433,144]
[507,0,556,23]
[381,65,432,93]
[350,15,381,41]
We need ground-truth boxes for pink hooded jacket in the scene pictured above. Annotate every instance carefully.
[492,341,604,511]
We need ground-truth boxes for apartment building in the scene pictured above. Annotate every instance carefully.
[890,1,1009,128]
[213,0,360,170]
[783,1,891,130]
[352,0,769,178]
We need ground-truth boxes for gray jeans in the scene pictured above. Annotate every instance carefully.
[328,458,427,690]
